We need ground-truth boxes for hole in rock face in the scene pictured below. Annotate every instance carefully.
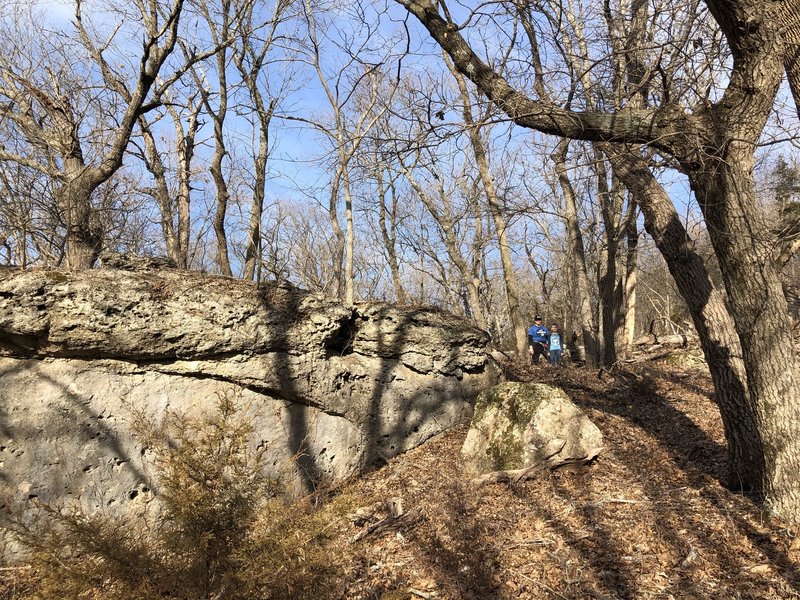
[324,313,359,357]
[128,490,139,500]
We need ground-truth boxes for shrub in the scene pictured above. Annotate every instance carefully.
[8,391,349,599]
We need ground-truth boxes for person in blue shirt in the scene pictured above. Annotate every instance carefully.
[527,315,549,365]
[547,324,563,367]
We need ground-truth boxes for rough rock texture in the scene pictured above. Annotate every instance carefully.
[0,266,497,556]
[461,382,603,474]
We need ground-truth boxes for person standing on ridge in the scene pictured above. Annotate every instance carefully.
[527,315,549,365]
[548,324,563,367]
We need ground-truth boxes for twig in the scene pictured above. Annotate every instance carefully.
[514,572,570,600]
[473,441,567,485]
[350,507,421,542]
[582,497,645,507]
[506,538,557,549]
[408,588,437,599]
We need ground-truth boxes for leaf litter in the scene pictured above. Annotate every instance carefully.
[331,360,800,599]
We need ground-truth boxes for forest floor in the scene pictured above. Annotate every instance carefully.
[333,357,800,599]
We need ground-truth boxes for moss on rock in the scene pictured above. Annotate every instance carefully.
[462,382,603,475]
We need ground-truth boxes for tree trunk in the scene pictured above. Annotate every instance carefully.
[342,163,355,305]
[210,124,233,277]
[329,168,345,298]
[174,107,199,270]
[608,149,764,492]
[243,124,269,281]
[552,139,600,367]
[61,161,103,270]
[595,150,625,366]
[691,151,800,516]
[140,120,181,265]
[622,212,638,355]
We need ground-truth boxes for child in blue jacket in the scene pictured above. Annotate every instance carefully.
[548,324,563,367]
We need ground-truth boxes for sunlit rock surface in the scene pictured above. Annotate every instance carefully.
[0,263,498,556]
[462,382,603,474]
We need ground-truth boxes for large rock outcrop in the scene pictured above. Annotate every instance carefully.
[0,264,497,554]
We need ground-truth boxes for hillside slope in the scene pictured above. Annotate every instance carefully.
[335,361,800,599]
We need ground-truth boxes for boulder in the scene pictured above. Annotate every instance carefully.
[0,266,498,556]
[461,382,603,475]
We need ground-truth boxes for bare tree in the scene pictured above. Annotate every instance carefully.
[0,0,190,269]
[231,0,297,281]
[298,0,400,303]
[134,90,202,268]
[186,0,237,276]
[397,146,488,328]
[443,56,527,354]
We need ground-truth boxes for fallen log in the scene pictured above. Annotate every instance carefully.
[633,333,694,347]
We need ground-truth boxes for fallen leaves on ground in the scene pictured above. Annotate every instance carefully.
[331,361,800,599]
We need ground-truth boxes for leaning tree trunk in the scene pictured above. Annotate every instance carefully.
[608,149,764,492]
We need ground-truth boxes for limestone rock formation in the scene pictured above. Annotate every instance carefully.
[461,382,603,474]
[0,265,497,555]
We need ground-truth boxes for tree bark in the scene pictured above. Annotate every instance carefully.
[343,160,356,305]
[594,149,624,366]
[171,102,200,270]
[210,118,232,277]
[622,209,638,355]
[691,150,800,514]
[328,168,346,298]
[242,112,272,282]
[60,153,103,270]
